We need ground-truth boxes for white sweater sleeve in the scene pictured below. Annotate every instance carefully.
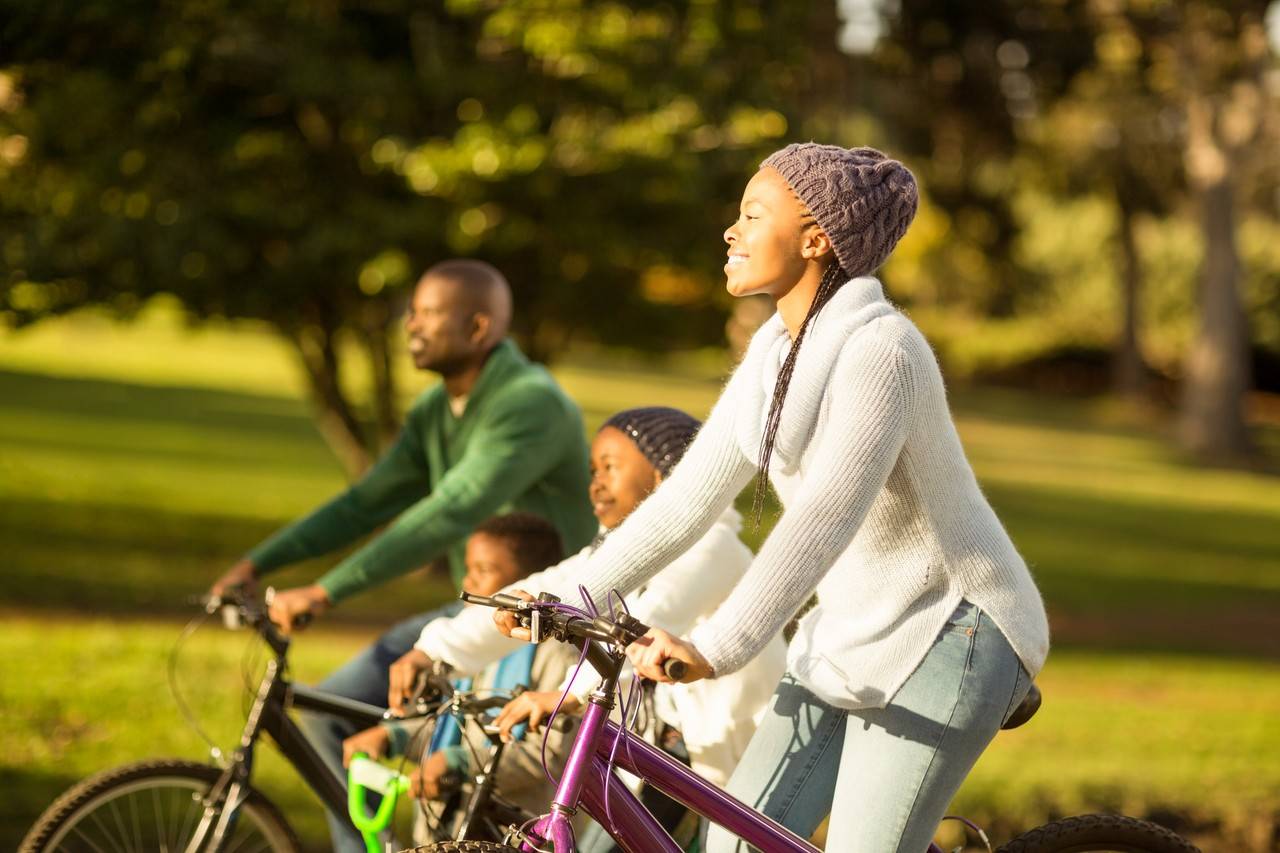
[414,549,591,674]
[558,512,754,699]
[689,327,920,676]
[626,511,752,637]
[567,378,757,610]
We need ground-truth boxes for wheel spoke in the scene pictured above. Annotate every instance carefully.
[86,807,128,853]
[127,786,144,852]
[30,765,297,853]
[175,787,201,850]
[106,798,134,853]
[68,823,113,853]
[150,785,169,853]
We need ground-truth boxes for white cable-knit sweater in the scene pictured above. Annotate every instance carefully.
[565,277,1050,710]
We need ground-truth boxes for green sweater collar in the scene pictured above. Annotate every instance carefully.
[455,339,526,416]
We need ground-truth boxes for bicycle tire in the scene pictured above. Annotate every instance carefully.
[404,842,516,852]
[997,813,1201,853]
[19,757,302,853]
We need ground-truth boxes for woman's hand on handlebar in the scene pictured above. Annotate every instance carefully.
[626,628,713,684]
[492,690,580,743]
[491,589,535,640]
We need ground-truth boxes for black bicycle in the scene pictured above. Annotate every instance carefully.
[18,590,541,852]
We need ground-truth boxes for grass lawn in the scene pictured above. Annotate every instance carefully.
[2,304,1279,850]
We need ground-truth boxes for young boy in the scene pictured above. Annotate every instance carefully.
[341,513,580,842]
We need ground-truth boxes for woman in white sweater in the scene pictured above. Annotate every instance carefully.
[394,407,786,787]
[511,143,1051,852]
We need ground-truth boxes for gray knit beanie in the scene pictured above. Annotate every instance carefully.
[602,407,701,478]
[761,143,919,278]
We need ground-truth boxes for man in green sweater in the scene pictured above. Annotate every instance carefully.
[208,258,595,852]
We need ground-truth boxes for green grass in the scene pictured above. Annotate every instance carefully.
[3,304,1280,850]
[0,616,372,850]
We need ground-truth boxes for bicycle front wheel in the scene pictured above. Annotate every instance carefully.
[19,758,301,853]
[997,813,1201,853]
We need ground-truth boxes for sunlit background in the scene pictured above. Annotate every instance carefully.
[1,2,1278,851]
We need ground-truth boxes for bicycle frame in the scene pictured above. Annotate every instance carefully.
[524,696,947,853]
[186,626,386,851]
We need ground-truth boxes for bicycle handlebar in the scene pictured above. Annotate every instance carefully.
[460,591,687,681]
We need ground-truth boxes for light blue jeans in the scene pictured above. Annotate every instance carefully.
[705,600,1031,853]
[299,601,464,853]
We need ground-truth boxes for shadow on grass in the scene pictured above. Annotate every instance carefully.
[988,480,1280,657]
[5,368,1278,655]
[1,369,312,433]
[0,492,455,623]
[0,767,83,851]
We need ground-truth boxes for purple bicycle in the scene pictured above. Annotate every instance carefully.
[408,591,1199,853]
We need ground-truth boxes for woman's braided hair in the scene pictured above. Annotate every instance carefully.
[750,260,846,524]
[748,144,918,525]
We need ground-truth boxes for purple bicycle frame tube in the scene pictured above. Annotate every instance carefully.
[524,706,945,853]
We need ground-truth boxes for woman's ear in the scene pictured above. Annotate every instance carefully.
[800,225,834,262]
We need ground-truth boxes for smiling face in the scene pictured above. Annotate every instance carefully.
[461,532,524,598]
[589,426,660,530]
[723,167,829,301]
[403,274,485,374]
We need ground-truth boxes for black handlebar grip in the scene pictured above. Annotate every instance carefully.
[663,659,687,681]
[292,611,313,630]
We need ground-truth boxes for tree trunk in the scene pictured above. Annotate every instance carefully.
[361,299,400,453]
[1177,171,1253,461]
[1111,197,1149,397]
[1173,5,1263,463]
[286,320,373,480]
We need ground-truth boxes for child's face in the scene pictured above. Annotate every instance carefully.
[462,533,523,597]
[589,426,660,530]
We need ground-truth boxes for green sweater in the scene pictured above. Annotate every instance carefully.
[248,340,596,603]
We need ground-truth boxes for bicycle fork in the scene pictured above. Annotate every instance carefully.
[183,657,280,853]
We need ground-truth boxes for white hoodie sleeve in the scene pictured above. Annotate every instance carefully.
[557,509,754,699]
[414,547,592,675]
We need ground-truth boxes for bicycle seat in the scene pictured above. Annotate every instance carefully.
[1000,682,1041,730]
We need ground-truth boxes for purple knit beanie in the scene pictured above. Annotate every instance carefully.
[761,143,919,278]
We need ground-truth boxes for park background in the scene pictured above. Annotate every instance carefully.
[1,1,1278,850]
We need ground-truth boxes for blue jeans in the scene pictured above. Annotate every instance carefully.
[705,600,1031,853]
[300,601,464,853]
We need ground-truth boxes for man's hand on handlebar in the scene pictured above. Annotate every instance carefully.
[265,584,330,635]
[626,627,713,684]
[491,588,535,640]
[492,690,581,743]
[210,558,258,600]
[387,648,437,717]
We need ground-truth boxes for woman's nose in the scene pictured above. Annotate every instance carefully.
[723,224,737,245]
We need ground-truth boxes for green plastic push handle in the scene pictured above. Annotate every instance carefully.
[347,753,411,853]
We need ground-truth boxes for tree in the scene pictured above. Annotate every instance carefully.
[1172,3,1273,461]
[1,0,846,474]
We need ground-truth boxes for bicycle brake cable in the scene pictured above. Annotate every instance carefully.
[167,608,228,765]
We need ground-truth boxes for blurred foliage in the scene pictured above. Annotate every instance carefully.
[1,0,1278,463]
[0,0,849,469]
[0,1,840,350]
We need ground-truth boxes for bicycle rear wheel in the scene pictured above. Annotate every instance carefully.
[997,813,1200,853]
[19,758,301,853]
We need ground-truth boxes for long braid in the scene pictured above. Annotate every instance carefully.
[751,261,847,525]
